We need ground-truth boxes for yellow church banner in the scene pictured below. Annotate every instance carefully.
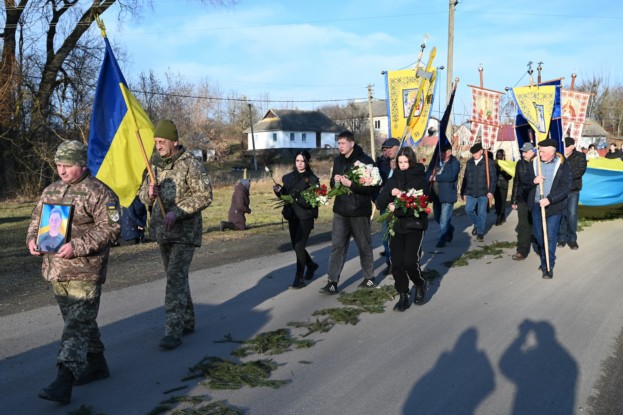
[387,68,419,138]
[512,85,556,142]
[405,67,437,146]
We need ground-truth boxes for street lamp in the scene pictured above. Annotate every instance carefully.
[247,102,258,170]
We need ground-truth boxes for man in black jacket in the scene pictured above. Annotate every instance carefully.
[528,139,572,279]
[510,142,536,260]
[557,137,587,250]
[460,142,496,242]
[320,131,380,294]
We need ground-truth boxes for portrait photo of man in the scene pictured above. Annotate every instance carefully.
[37,205,70,253]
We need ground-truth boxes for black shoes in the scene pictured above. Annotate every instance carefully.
[557,241,566,248]
[414,280,428,305]
[393,292,410,312]
[495,215,505,226]
[304,262,319,280]
[159,335,182,350]
[542,270,554,279]
[476,235,484,242]
[471,227,477,235]
[182,327,195,336]
[74,352,109,386]
[436,240,446,248]
[568,241,579,250]
[291,275,306,289]
[39,364,74,404]
[319,281,338,295]
[512,252,527,261]
[358,278,377,289]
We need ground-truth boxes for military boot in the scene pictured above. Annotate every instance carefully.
[74,352,110,386]
[393,292,410,312]
[38,364,74,404]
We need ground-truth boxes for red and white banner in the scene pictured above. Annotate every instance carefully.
[469,86,503,148]
[561,89,591,141]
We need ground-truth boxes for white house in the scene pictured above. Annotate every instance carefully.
[247,109,343,150]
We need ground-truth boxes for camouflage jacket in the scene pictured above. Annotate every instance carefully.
[26,173,121,283]
[139,148,213,246]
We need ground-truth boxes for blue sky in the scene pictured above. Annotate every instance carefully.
[102,0,623,122]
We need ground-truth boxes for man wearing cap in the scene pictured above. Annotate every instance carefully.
[460,142,496,242]
[510,142,536,260]
[27,140,121,404]
[139,119,213,350]
[557,137,587,250]
[426,143,461,248]
[528,138,572,279]
[376,137,400,270]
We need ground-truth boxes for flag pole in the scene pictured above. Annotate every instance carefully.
[95,16,166,217]
[479,65,493,208]
[527,63,551,272]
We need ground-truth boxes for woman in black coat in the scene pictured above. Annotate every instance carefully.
[494,149,512,225]
[376,146,429,311]
[273,151,320,289]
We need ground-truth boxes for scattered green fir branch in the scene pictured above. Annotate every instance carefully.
[444,241,516,267]
[213,333,244,344]
[147,405,173,415]
[230,328,315,357]
[337,285,397,313]
[298,360,313,364]
[184,356,288,390]
[170,401,244,415]
[312,307,363,325]
[160,395,209,405]
[288,318,335,337]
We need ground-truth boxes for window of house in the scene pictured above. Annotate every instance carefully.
[290,133,295,142]
[374,120,381,130]
[302,133,307,142]
[335,134,339,142]
[272,133,277,142]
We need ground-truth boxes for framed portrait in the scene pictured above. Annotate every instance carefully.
[36,203,73,254]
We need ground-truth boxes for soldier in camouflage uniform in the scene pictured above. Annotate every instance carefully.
[26,140,121,404]
[138,119,213,350]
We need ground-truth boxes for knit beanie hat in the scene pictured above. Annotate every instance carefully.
[154,119,179,141]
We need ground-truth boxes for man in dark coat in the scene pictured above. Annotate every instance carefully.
[375,137,400,270]
[557,137,587,250]
[460,142,496,242]
[320,130,380,294]
[426,143,460,248]
[527,138,572,279]
[510,142,536,260]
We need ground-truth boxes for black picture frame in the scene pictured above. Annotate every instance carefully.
[36,203,73,254]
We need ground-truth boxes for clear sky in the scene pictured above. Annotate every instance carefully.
[102,0,623,123]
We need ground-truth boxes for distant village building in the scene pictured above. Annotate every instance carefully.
[332,100,390,139]
[578,118,609,149]
[246,109,343,150]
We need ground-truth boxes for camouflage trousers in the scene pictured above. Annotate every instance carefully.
[159,242,196,339]
[52,280,104,377]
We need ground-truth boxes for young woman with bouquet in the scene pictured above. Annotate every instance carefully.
[376,146,430,311]
[273,150,321,289]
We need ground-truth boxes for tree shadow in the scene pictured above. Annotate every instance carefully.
[403,327,495,414]
[499,319,578,415]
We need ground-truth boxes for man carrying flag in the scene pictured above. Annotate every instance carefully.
[139,120,213,350]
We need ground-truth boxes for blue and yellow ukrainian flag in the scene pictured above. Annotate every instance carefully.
[87,37,154,207]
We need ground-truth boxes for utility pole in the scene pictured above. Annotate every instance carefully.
[446,0,457,105]
[367,84,376,160]
[247,102,258,171]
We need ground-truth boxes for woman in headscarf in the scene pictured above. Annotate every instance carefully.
[273,150,320,289]
[220,179,251,231]
[376,146,429,312]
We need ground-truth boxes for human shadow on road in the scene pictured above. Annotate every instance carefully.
[499,319,578,415]
[402,327,495,414]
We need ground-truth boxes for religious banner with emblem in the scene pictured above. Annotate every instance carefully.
[561,89,591,141]
[386,68,419,138]
[468,86,503,148]
[512,85,556,143]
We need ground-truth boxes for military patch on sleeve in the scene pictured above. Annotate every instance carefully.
[107,202,120,224]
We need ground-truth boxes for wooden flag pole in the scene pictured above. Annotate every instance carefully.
[134,130,166,217]
[527,62,551,273]
[479,65,493,208]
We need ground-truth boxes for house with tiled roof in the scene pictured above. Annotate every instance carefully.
[246,109,343,150]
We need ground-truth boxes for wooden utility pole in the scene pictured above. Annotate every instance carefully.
[367,84,376,161]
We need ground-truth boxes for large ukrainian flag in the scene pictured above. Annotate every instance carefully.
[87,36,154,207]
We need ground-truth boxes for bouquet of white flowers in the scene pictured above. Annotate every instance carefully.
[327,161,382,198]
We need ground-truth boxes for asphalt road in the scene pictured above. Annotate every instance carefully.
[1,211,622,414]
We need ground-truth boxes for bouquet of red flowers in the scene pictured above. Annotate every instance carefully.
[376,188,430,240]
[326,161,382,199]
[279,183,329,208]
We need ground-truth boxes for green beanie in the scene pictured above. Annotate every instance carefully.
[154,119,179,141]
[54,140,87,166]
